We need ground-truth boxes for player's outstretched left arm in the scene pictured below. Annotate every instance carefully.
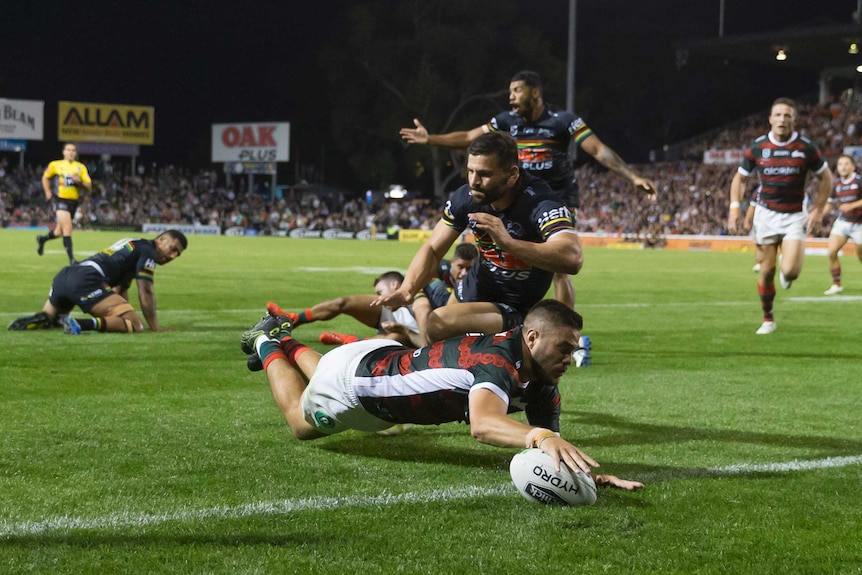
[579,134,657,199]
[372,220,460,308]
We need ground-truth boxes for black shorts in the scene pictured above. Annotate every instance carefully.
[48,265,114,314]
[422,279,452,309]
[54,198,79,217]
[455,271,525,329]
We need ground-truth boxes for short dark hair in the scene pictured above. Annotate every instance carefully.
[374,271,404,286]
[838,154,857,166]
[453,242,478,261]
[159,229,188,250]
[467,132,518,170]
[524,299,583,332]
[772,97,797,112]
[510,70,542,90]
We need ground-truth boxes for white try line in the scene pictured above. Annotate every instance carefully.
[1,454,860,538]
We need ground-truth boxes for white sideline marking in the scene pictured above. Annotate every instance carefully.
[1,454,860,538]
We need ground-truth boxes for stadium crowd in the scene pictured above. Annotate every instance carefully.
[2,96,861,239]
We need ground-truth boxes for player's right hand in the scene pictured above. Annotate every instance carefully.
[399,119,429,144]
[727,210,740,234]
[538,436,598,474]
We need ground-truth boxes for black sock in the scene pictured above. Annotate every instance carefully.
[77,318,99,331]
[63,236,74,263]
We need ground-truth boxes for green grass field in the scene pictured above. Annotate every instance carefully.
[1,228,860,574]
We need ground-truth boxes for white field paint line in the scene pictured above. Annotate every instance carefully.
[637,454,862,483]
[785,295,862,302]
[2,295,859,320]
[1,454,860,538]
[0,485,514,538]
[295,267,398,274]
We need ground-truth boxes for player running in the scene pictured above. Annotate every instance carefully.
[823,154,862,295]
[38,142,92,266]
[728,97,833,334]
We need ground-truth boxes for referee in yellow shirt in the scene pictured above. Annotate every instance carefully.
[38,142,92,265]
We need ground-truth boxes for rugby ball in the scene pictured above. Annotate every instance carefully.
[509,448,597,506]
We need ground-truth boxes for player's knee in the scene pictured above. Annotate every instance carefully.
[427,310,452,343]
[120,314,145,333]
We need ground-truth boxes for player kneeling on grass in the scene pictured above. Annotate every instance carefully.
[8,230,187,334]
[241,298,642,491]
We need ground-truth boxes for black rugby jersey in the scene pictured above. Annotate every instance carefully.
[739,131,827,213]
[487,106,592,192]
[352,328,561,430]
[442,172,575,314]
[85,237,158,290]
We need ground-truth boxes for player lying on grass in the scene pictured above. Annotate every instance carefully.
[241,298,643,490]
[8,230,187,334]
[266,271,423,347]
[268,244,477,348]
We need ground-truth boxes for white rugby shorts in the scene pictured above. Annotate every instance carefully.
[829,218,862,244]
[752,206,807,245]
[301,338,402,435]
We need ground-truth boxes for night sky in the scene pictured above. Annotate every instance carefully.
[2,0,857,184]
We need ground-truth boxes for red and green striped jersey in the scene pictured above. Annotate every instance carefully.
[739,131,827,213]
[834,172,862,224]
[353,328,561,431]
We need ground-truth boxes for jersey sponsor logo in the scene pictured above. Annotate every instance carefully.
[521,160,553,171]
[519,147,552,162]
[762,166,801,176]
[82,288,104,302]
[484,263,531,280]
[537,207,572,228]
[144,257,156,272]
[791,150,806,159]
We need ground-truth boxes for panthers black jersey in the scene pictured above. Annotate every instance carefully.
[85,237,158,290]
[442,171,575,314]
[352,327,561,430]
[487,106,592,192]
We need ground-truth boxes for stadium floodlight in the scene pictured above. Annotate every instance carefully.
[775,49,787,61]
[850,43,859,55]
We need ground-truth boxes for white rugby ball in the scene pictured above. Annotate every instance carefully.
[509,448,597,506]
